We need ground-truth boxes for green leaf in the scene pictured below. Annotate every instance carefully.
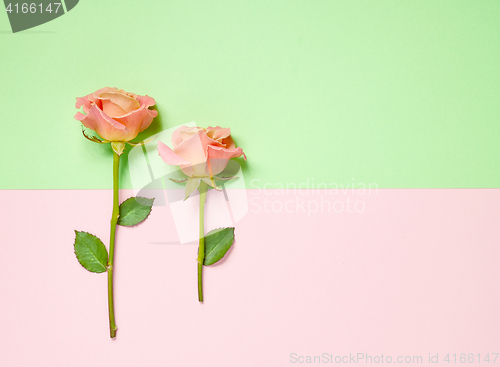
[74,231,108,273]
[118,196,154,226]
[203,227,235,265]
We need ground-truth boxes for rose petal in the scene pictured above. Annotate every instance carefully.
[158,141,191,166]
[92,87,119,99]
[101,99,128,118]
[114,107,155,138]
[172,125,198,148]
[206,145,246,177]
[179,164,195,177]
[74,111,96,131]
[100,92,140,115]
[136,94,156,108]
[97,107,128,130]
[206,126,231,141]
[222,135,236,149]
[141,109,158,131]
[89,87,117,107]
[75,96,91,111]
[171,131,209,177]
[172,126,202,147]
[76,104,135,142]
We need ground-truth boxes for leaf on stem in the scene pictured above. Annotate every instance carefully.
[74,231,109,273]
[118,197,155,226]
[203,227,235,265]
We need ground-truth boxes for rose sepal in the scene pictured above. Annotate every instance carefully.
[82,128,108,144]
[111,142,126,156]
[185,178,201,200]
[169,177,189,183]
[127,135,156,147]
[171,174,240,198]
[201,177,222,191]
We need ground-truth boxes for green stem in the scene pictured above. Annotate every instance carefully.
[197,181,208,302]
[108,150,120,338]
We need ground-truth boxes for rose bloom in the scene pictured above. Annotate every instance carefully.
[158,126,246,179]
[75,87,157,142]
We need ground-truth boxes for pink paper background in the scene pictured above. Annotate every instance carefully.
[0,189,499,366]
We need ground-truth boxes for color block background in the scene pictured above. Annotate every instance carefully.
[1,189,500,366]
[1,1,499,367]
[1,0,500,189]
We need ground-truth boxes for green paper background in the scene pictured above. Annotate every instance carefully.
[0,0,499,189]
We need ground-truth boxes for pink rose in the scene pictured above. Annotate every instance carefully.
[158,126,246,180]
[74,87,158,142]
